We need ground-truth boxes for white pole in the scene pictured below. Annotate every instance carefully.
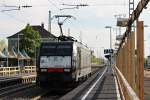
[105,26,112,67]
[18,34,19,67]
[7,47,8,67]
[48,10,51,33]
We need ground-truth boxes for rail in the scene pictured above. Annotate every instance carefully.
[0,66,36,76]
[113,65,139,100]
[81,67,107,100]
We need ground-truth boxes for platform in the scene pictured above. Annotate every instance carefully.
[60,66,121,100]
[85,66,121,100]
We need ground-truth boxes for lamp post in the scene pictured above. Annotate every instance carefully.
[101,46,104,64]
[105,26,112,49]
[105,26,112,67]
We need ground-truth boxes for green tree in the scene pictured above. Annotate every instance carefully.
[0,39,7,51]
[20,24,41,57]
[91,55,102,65]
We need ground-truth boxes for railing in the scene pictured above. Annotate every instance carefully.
[113,65,139,100]
[24,66,36,74]
[0,66,36,76]
[116,21,145,100]
[0,67,20,76]
[114,0,150,99]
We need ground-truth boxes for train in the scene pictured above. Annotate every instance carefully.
[36,40,92,88]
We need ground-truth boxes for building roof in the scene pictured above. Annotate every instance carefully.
[0,51,6,58]
[21,50,31,59]
[7,25,57,39]
[1,47,31,60]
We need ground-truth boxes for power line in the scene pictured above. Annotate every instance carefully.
[0,4,32,12]
[60,3,88,10]
[0,12,25,23]
[90,3,128,6]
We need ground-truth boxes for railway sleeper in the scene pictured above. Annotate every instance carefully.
[0,77,35,89]
[0,79,22,89]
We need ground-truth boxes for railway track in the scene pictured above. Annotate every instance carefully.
[0,83,35,98]
[0,74,36,90]
[0,82,74,100]
[32,66,106,100]
[32,89,71,100]
[3,86,49,100]
[0,66,105,100]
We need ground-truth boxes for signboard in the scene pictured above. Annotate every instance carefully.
[117,18,128,27]
[104,49,113,54]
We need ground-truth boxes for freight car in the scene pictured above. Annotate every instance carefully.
[36,41,91,88]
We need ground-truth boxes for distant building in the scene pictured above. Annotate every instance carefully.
[7,23,57,52]
[6,23,57,66]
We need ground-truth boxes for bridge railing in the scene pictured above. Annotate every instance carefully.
[0,66,36,76]
[113,65,139,100]
[114,0,150,99]
[115,21,144,100]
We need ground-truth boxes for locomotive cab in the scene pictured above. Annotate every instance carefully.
[36,41,91,88]
[36,42,74,88]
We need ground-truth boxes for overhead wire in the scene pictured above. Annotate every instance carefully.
[0,11,25,23]
[0,2,27,24]
[58,0,89,35]
[90,3,128,6]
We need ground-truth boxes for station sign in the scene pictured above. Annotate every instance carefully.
[104,49,113,54]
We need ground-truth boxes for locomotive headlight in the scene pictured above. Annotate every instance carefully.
[64,69,70,72]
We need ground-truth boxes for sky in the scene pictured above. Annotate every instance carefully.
[0,0,150,57]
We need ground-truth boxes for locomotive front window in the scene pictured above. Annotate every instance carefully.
[56,45,72,56]
[40,44,72,56]
[40,56,71,68]
[39,43,73,68]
